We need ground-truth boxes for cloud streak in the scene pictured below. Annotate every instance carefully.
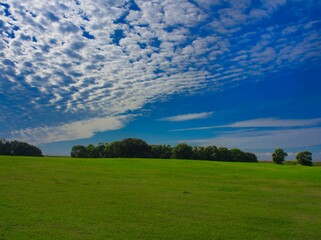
[171,118,321,131]
[184,127,321,150]
[159,112,214,122]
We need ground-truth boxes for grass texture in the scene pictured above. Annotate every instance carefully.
[0,156,321,239]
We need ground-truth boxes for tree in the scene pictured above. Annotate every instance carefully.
[272,148,287,164]
[296,151,312,166]
[210,146,220,161]
[192,146,218,160]
[171,143,193,159]
[9,140,43,156]
[120,138,151,158]
[244,152,258,162]
[192,146,207,160]
[150,144,172,159]
[86,144,100,158]
[108,138,151,158]
[216,147,231,161]
[230,148,245,162]
[0,138,11,155]
[108,141,122,157]
[0,139,43,157]
[96,143,110,158]
[204,146,218,161]
[71,145,88,158]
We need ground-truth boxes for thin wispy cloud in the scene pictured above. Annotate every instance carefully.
[171,118,321,131]
[183,127,321,149]
[227,118,321,127]
[171,126,218,132]
[159,112,214,122]
[0,0,321,144]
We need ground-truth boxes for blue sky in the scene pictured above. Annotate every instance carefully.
[1,0,321,159]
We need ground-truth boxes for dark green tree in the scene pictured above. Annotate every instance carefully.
[110,138,151,158]
[171,143,193,159]
[86,144,100,158]
[204,146,218,161]
[71,145,88,158]
[150,144,172,159]
[230,148,245,162]
[192,146,217,160]
[96,143,109,158]
[296,151,312,166]
[244,152,258,162]
[192,146,206,160]
[108,141,122,157]
[9,140,43,156]
[0,138,11,155]
[272,148,287,164]
[210,146,220,161]
[216,147,231,161]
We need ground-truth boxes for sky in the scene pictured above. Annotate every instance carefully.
[1,0,321,160]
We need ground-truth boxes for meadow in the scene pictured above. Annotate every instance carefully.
[0,156,321,240]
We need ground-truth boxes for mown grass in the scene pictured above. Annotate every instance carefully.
[0,156,321,240]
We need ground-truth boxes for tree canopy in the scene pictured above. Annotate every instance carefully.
[272,148,287,164]
[296,151,312,166]
[171,143,193,159]
[70,138,258,162]
[0,138,43,157]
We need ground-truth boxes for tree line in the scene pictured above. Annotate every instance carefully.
[0,138,43,157]
[71,138,258,162]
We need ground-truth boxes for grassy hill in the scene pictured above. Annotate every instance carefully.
[0,156,321,239]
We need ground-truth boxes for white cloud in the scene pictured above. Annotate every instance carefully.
[171,118,321,131]
[255,152,272,159]
[159,112,214,122]
[10,116,129,144]
[261,0,287,12]
[226,118,321,127]
[161,0,206,27]
[184,127,321,149]
[1,0,321,144]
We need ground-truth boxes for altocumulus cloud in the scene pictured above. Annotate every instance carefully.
[0,0,321,143]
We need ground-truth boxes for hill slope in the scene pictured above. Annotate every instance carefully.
[0,156,321,239]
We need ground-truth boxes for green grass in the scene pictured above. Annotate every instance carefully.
[1,156,321,240]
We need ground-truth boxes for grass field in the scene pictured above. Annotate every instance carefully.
[0,156,321,240]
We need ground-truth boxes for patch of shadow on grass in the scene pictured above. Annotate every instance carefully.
[0,203,12,209]
[50,179,63,185]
